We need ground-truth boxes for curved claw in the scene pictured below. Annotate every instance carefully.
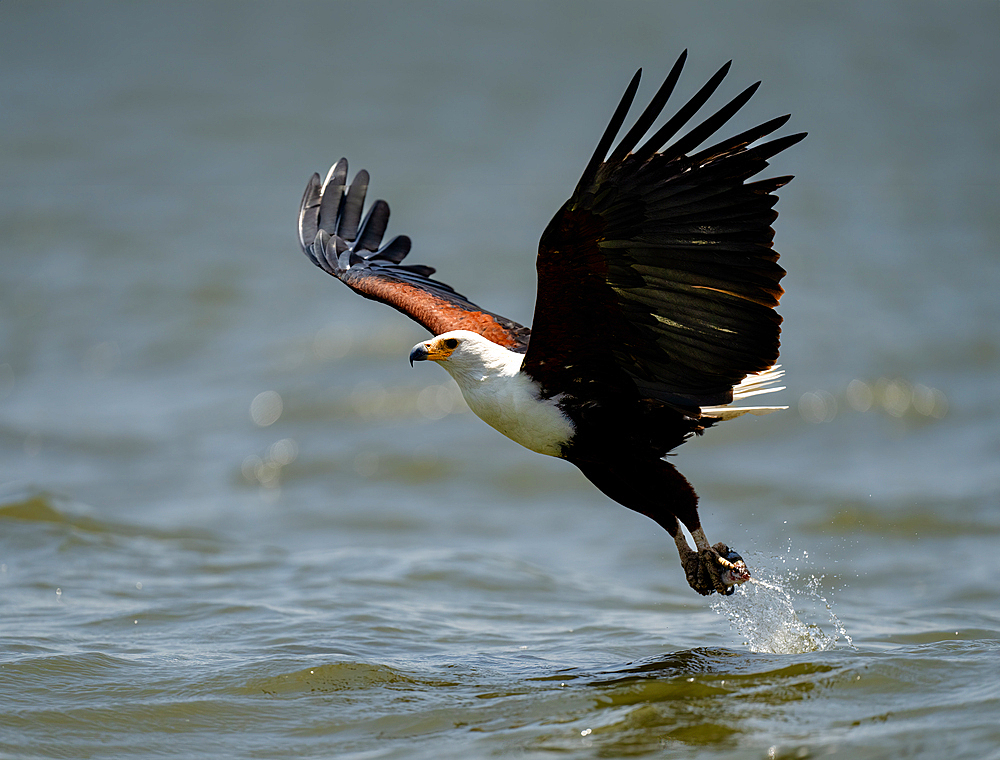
[680,542,751,596]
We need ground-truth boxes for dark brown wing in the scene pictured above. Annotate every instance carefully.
[299,158,530,351]
[522,51,805,412]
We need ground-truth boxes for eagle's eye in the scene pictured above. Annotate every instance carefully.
[443,338,459,349]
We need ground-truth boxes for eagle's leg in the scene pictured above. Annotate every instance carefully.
[675,526,750,597]
[574,457,750,596]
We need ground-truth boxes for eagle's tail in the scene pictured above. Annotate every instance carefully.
[701,366,786,420]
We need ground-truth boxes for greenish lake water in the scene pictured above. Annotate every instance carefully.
[2,2,998,758]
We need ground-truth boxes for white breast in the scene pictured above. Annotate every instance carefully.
[433,332,575,458]
[459,369,574,457]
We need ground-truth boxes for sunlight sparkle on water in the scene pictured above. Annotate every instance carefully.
[800,377,947,424]
[250,391,283,427]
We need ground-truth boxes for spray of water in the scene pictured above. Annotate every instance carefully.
[711,546,853,654]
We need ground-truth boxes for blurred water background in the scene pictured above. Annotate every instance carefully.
[2,1,999,758]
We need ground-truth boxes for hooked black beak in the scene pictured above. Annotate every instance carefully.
[409,343,429,366]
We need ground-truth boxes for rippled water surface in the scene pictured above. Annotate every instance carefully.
[2,2,999,758]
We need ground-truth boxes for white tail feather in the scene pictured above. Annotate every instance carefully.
[702,365,787,420]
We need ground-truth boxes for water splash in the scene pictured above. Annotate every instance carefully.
[711,548,853,654]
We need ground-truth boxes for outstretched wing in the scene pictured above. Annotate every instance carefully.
[522,51,805,412]
[299,158,530,351]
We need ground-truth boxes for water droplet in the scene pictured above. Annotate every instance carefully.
[250,391,283,427]
[256,460,282,488]
[241,455,263,483]
[268,438,298,466]
[911,384,948,418]
[798,390,837,423]
[880,378,912,417]
[846,378,874,412]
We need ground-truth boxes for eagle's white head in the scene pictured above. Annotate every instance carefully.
[408,330,573,457]
[408,330,522,381]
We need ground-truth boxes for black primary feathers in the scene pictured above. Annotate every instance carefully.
[524,52,805,411]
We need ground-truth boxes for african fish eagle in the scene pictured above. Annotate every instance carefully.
[298,51,804,596]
